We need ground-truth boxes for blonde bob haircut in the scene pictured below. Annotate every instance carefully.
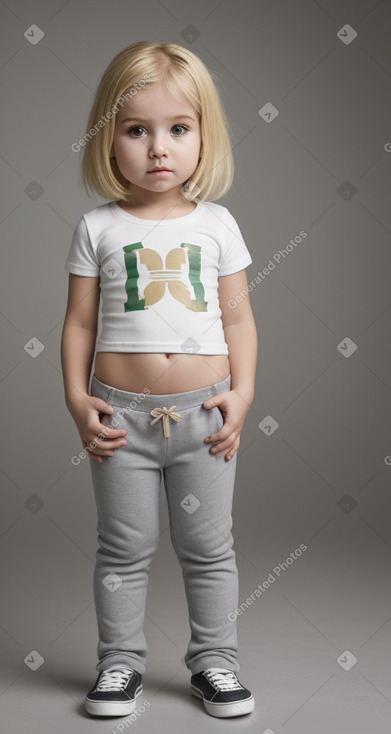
[80,40,235,203]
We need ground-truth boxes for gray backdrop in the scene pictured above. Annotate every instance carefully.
[1,0,391,732]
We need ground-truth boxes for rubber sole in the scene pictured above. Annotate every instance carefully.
[85,684,143,716]
[191,685,255,717]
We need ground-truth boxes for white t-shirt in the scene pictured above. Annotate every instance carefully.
[64,200,253,355]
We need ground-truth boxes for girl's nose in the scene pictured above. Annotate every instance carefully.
[148,134,168,157]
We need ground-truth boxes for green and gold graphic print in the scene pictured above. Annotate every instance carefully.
[122,242,208,312]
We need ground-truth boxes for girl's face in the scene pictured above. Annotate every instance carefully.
[111,82,202,201]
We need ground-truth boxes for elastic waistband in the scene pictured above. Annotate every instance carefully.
[90,373,231,412]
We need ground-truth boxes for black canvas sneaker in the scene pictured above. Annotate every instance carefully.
[85,667,143,716]
[191,667,255,717]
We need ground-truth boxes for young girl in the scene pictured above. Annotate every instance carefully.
[61,40,257,719]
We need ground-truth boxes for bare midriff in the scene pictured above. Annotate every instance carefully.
[94,352,230,394]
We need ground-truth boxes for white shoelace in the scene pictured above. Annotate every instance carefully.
[204,668,243,691]
[96,668,133,691]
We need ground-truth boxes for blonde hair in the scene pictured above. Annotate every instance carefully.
[79,40,235,203]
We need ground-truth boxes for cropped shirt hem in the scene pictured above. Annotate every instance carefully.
[95,342,229,355]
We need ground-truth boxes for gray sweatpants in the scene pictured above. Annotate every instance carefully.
[89,372,239,676]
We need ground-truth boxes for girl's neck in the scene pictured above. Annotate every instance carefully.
[117,198,197,220]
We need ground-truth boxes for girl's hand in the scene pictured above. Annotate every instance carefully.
[202,389,250,462]
[68,395,127,464]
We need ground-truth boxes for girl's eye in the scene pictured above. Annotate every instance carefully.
[171,124,188,136]
[127,126,144,137]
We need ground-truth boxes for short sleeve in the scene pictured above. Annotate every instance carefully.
[65,216,100,276]
[218,209,253,276]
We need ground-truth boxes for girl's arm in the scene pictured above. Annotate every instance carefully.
[219,269,258,407]
[202,269,257,461]
[61,273,128,464]
[61,274,100,409]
